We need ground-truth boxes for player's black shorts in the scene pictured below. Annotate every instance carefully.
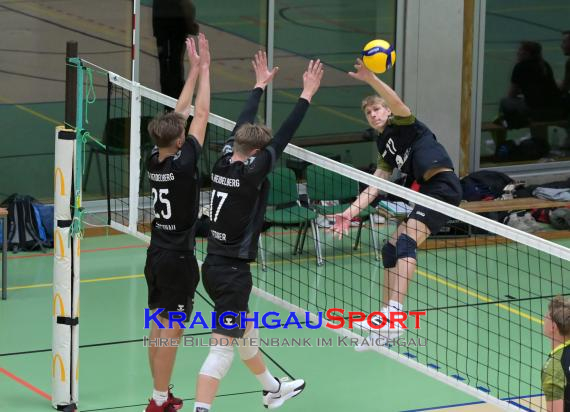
[409,171,462,235]
[144,245,200,323]
[201,254,252,338]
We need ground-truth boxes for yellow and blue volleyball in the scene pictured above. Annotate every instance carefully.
[361,39,396,74]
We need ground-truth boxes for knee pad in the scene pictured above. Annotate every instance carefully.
[396,234,417,260]
[238,326,259,360]
[199,344,234,380]
[381,242,397,268]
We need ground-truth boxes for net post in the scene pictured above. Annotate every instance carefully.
[52,126,76,409]
[65,41,78,129]
[51,55,82,410]
[129,82,142,232]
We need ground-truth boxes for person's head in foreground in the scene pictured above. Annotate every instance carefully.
[148,111,187,150]
[544,295,570,343]
[232,123,273,158]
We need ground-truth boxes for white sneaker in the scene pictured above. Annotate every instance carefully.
[520,212,542,232]
[263,377,305,409]
[356,308,405,338]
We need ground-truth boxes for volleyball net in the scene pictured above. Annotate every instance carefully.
[72,59,569,411]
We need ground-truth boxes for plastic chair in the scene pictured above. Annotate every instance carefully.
[305,165,380,261]
[261,168,322,269]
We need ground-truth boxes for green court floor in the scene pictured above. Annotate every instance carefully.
[2,230,566,411]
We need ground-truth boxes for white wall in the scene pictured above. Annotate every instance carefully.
[401,0,464,171]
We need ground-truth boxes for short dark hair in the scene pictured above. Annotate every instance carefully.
[562,30,570,36]
[147,112,186,148]
[233,123,272,155]
[549,296,570,336]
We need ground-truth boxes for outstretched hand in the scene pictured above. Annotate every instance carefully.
[186,37,200,68]
[253,50,279,89]
[186,33,210,70]
[348,58,375,83]
[300,59,324,102]
[329,213,351,240]
[197,33,210,69]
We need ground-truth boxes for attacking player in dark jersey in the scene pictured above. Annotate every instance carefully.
[143,33,210,412]
[331,58,462,346]
[192,52,323,412]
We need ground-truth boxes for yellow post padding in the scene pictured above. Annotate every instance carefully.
[53,293,65,317]
[54,229,65,258]
[52,354,66,382]
[54,167,66,196]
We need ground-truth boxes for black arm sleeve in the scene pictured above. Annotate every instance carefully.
[267,98,310,158]
[231,87,264,135]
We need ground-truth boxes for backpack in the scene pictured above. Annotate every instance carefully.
[460,171,514,201]
[1,194,51,252]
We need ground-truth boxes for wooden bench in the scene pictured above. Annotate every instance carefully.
[460,197,570,213]
[421,197,570,250]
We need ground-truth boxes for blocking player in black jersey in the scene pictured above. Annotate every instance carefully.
[332,58,462,345]
[143,33,210,412]
[192,52,323,412]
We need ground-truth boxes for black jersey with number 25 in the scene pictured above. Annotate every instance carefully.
[147,135,201,251]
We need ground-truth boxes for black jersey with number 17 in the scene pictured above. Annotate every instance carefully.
[147,135,201,251]
[207,89,310,261]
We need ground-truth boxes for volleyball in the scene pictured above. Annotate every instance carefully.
[361,39,396,74]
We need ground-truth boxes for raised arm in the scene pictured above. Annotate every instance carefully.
[231,51,279,135]
[349,58,411,117]
[188,33,211,146]
[267,59,324,157]
[175,37,200,120]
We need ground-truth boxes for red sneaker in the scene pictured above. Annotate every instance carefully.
[168,385,183,410]
[143,399,177,412]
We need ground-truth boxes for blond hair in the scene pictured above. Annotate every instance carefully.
[147,112,186,148]
[361,95,389,112]
[233,123,272,155]
[549,296,570,336]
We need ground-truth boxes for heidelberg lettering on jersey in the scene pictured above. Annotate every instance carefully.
[211,173,240,188]
[147,136,201,251]
[148,172,175,182]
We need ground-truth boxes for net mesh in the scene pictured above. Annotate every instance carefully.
[84,62,569,411]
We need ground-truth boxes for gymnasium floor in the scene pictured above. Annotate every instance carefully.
[2,228,567,411]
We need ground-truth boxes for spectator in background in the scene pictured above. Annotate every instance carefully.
[500,41,564,127]
[494,41,565,160]
[542,296,570,412]
[153,0,199,99]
